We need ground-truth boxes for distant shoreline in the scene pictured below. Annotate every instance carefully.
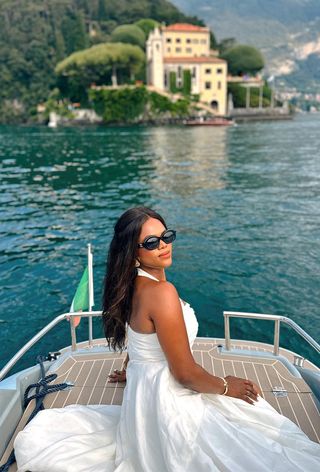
[44,111,294,128]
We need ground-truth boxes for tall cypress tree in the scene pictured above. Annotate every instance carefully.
[98,0,107,20]
[54,30,66,61]
[61,10,87,56]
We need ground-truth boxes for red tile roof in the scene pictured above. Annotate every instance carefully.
[164,56,226,64]
[163,23,209,33]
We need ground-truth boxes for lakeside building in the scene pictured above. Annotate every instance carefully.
[146,23,227,116]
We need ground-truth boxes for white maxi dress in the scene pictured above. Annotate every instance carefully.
[14,269,320,471]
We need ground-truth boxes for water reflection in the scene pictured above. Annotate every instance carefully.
[148,126,229,197]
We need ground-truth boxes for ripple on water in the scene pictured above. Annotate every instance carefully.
[0,117,320,370]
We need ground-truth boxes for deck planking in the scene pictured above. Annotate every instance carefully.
[1,337,319,471]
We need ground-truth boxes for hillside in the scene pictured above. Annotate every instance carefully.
[0,0,204,123]
[172,0,320,92]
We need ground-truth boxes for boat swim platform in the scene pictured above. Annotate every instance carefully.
[1,337,319,470]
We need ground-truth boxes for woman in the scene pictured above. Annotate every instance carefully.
[103,206,319,471]
[14,206,319,471]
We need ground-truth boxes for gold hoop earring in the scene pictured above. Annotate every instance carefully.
[135,259,140,268]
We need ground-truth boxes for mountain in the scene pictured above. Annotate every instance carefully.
[172,0,320,92]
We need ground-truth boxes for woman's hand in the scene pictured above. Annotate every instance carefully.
[224,376,261,404]
[108,368,127,383]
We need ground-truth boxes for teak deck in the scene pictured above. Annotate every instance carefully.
[1,337,319,471]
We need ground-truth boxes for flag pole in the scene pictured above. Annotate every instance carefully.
[88,243,94,347]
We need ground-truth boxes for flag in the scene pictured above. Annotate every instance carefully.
[70,267,89,328]
[70,267,90,312]
[70,244,94,328]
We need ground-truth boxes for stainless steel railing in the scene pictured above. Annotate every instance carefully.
[224,311,320,357]
[1,310,319,382]
[0,311,103,382]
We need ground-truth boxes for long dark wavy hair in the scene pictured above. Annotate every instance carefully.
[102,206,167,352]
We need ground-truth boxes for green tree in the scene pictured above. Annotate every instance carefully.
[61,10,88,55]
[218,38,237,55]
[54,30,66,62]
[222,45,264,76]
[98,0,107,20]
[210,31,218,50]
[55,42,145,101]
[110,24,146,49]
[135,18,159,38]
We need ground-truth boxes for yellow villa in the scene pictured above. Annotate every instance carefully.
[147,23,227,115]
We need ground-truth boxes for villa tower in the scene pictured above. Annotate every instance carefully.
[147,23,227,116]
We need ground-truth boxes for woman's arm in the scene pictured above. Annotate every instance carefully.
[108,353,129,383]
[149,282,260,404]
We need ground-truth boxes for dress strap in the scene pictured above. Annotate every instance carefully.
[137,268,159,282]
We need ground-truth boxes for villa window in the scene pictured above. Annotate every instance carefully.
[166,38,172,43]
[178,66,182,79]
[186,38,191,43]
[205,68,211,74]
[175,47,181,53]
[218,81,222,90]
[217,68,223,74]
[176,38,181,43]
[192,39,199,44]
[167,47,171,53]
[205,81,211,89]
[201,39,207,44]
[192,67,196,78]
[186,48,192,53]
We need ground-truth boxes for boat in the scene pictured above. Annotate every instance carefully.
[0,253,319,470]
[184,117,235,126]
[1,314,319,471]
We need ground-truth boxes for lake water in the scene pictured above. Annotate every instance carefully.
[0,114,319,373]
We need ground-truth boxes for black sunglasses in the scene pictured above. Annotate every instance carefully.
[137,229,176,250]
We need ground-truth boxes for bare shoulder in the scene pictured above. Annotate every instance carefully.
[147,281,181,314]
[135,277,179,307]
[136,279,181,324]
[137,278,179,300]
[151,280,179,298]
